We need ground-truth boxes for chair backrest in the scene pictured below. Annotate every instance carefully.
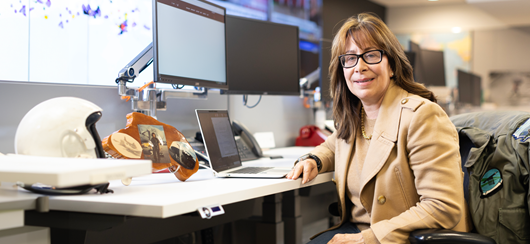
[451,111,530,244]
[457,133,474,205]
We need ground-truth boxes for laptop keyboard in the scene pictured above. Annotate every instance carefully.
[229,167,273,174]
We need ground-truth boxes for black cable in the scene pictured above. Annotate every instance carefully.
[172,84,185,89]
[242,95,262,108]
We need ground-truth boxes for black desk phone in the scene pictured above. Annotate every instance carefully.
[232,120,263,161]
[193,120,263,162]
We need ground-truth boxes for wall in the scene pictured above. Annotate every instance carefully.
[472,28,530,102]
[228,95,313,147]
[386,3,506,34]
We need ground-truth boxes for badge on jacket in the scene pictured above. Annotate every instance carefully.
[513,118,530,142]
[480,168,503,198]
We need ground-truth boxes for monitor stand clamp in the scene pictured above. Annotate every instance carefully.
[115,42,208,119]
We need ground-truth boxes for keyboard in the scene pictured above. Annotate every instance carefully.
[229,167,273,174]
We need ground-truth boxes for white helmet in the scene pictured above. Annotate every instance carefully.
[15,97,105,159]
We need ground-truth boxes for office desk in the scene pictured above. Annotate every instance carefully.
[21,147,333,244]
[0,187,50,243]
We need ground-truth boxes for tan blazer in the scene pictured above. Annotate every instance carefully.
[312,84,470,243]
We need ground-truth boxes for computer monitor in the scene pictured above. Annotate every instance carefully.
[300,40,319,84]
[404,51,416,70]
[153,0,228,89]
[320,39,332,102]
[457,69,481,106]
[421,49,446,87]
[409,41,425,85]
[221,15,300,95]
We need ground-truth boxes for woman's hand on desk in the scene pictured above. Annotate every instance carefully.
[286,159,318,184]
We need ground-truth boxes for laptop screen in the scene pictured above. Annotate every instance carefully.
[196,110,242,172]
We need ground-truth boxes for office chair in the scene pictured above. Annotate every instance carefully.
[331,111,530,244]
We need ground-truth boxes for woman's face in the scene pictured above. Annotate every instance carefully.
[342,37,393,106]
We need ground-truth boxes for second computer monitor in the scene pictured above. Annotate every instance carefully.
[222,15,300,95]
[457,69,481,106]
[421,49,446,87]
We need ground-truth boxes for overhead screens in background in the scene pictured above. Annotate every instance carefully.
[457,69,481,106]
[207,0,322,41]
[409,41,447,87]
[207,0,268,21]
[221,15,300,96]
[270,0,322,41]
[153,0,228,89]
[404,51,416,70]
[421,49,446,86]
[409,41,424,85]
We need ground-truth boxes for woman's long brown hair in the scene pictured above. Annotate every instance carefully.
[329,13,436,142]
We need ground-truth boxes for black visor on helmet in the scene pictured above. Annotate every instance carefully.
[86,111,105,158]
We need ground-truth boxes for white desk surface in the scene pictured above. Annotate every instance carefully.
[0,187,39,211]
[262,146,316,159]
[0,186,40,231]
[1,147,329,219]
[0,156,152,187]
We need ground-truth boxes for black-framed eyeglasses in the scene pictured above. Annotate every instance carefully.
[339,50,384,68]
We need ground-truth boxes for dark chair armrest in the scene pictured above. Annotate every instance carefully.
[409,229,496,244]
[328,202,339,216]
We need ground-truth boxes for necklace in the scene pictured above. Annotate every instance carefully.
[360,105,372,140]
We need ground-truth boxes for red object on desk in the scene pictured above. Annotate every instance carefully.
[295,125,331,146]
[153,168,171,173]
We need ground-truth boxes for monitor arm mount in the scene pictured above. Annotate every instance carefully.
[299,67,323,109]
[299,67,320,95]
[116,42,208,119]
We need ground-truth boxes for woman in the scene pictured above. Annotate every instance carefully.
[287,13,470,243]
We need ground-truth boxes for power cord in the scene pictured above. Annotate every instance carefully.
[199,164,218,175]
[242,95,262,108]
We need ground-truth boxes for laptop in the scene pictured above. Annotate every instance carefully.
[195,109,292,178]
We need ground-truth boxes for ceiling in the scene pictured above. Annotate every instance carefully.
[369,0,530,27]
